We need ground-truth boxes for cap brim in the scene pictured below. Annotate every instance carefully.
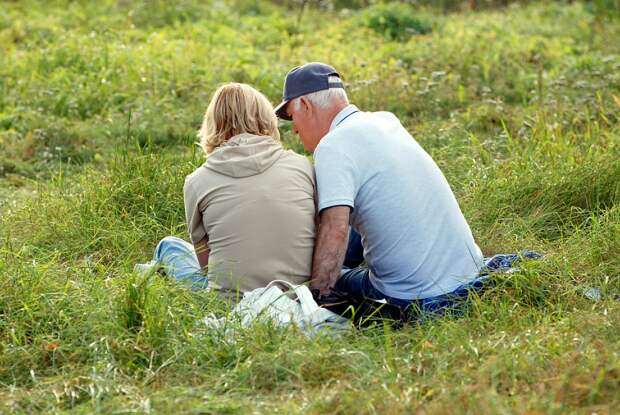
[275,100,292,121]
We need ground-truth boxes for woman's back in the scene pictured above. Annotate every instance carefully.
[184,133,315,296]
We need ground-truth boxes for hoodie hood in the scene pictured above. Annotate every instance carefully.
[204,133,283,178]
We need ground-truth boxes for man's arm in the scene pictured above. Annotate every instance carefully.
[310,206,350,295]
[193,235,210,272]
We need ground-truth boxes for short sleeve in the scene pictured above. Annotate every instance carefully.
[314,143,359,212]
[183,177,207,244]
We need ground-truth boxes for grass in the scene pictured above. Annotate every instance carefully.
[1,0,619,413]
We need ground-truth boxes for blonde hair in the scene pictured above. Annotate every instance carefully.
[199,83,280,154]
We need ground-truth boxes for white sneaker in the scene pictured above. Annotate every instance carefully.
[133,260,159,276]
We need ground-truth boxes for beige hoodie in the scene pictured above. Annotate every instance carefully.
[183,133,316,297]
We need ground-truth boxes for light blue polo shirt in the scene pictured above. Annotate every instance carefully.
[314,105,484,300]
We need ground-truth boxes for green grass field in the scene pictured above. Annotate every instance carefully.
[1,0,619,413]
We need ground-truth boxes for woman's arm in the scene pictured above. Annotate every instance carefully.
[193,235,210,272]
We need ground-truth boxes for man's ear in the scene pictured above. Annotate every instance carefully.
[299,96,312,116]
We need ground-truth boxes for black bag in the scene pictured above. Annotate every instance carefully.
[315,290,409,327]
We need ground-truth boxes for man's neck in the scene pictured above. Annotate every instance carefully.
[314,101,351,147]
[324,101,350,128]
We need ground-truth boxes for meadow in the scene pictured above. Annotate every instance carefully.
[1,0,619,413]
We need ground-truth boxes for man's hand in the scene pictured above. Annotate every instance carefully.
[310,206,350,295]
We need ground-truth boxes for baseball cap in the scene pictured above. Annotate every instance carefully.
[275,62,344,120]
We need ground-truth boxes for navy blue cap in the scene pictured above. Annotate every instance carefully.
[275,62,344,120]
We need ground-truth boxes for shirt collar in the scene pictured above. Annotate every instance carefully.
[329,104,360,132]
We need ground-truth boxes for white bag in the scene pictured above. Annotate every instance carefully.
[202,280,350,336]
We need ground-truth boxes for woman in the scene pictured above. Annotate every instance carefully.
[141,83,316,299]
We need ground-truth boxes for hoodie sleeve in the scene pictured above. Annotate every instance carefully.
[183,176,207,244]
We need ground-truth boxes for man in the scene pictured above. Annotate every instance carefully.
[275,62,485,313]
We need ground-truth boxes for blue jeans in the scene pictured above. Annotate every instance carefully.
[152,236,208,289]
[336,265,487,315]
[336,228,487,316]
[343,227,365,269]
